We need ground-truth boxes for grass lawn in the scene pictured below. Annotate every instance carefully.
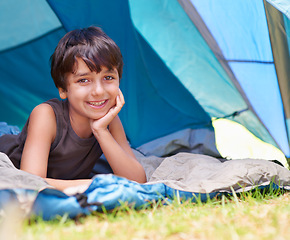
[1,189,289,240]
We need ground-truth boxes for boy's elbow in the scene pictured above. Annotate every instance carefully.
[137,175,147,184]
[126,165,146,183]
[136,167,147,183]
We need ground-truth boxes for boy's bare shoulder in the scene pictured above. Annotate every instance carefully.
[28,103,57,140]
[32,102,54,114]
[30,103,56,124]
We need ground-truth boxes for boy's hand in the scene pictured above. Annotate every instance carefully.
[90,89,125,133]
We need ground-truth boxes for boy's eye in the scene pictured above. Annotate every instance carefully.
[78,79,89,83]
[104,76,114,81]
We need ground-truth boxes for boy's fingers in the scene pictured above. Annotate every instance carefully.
[109,96,123,115]
[91,91,124,129]
[115,96,123,113]
[118,89,125,105]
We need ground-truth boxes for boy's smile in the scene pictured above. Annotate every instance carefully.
[58,57,120,134]
[88,100,106,106]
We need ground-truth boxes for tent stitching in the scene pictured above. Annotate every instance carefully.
[0,27,63,54]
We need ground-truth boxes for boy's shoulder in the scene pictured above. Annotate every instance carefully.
[31,102,56,118]
[42,98,69,122]
[29,99,67,123]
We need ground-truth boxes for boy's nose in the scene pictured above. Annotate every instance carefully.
[91,82,104,96]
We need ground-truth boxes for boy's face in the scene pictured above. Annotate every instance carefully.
[59,57,120,122]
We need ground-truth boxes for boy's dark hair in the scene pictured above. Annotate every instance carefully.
[50,26,123,91]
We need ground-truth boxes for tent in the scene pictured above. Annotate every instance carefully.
[0,0,290,220]
[1,0,290,156]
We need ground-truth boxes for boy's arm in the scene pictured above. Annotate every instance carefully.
[90,91,146,183]
[97,116,146,183]
[21,104,94,191]
[44,178,92,191]
[20,103,56,177]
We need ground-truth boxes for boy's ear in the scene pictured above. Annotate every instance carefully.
[58,88,67,99]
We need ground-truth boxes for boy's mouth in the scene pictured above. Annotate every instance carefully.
[88,100,107,107]
[89,100,106,106]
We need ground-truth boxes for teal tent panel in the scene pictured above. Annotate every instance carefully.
[191,0,273,62]
[129,0,248,118]
[0,0,287,152]
[47,0,212,147]
[128,0,280,150]
[0,28,66,128]
[190,0,288,154]
[120,32,211,146]
[229,62,288,154]
[0,0,61,51]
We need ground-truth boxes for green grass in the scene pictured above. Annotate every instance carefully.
[1,188,289,240]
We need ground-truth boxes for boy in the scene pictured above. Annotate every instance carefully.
[0,26,146,190]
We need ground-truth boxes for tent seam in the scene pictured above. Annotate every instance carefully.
[0,27,63,54]
[227,60,274,64]
[133,30,212,127]
[178,0,281,151]
[263,0,290,153]
[46,0,69,32]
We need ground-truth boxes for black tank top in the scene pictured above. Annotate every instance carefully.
[0,99,103,179]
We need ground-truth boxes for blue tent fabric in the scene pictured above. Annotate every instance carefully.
[0,0,61,52]
[0,0,290,220]
[187,0,290,155]
[0,0,290,154]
